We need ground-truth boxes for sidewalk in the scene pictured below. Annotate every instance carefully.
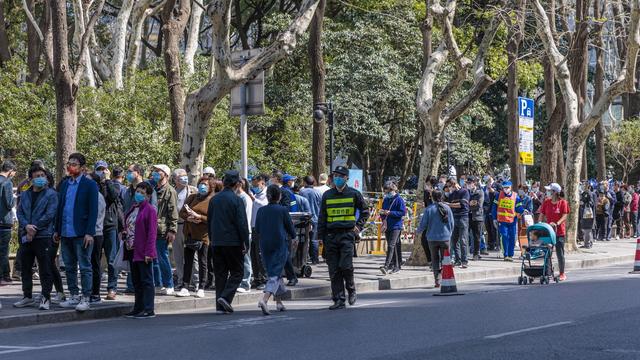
[0,238,636,329]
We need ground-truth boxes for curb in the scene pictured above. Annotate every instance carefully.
[0,254,633,329]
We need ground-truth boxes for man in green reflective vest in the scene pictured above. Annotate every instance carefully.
[317,166,369,310]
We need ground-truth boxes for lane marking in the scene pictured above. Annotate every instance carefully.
[485,321,573,339]
[350,301,398,308]
[179,315,297,330]
[0,341,88,355]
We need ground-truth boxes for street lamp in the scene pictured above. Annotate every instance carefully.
[313,101,335,171]
[445,135,456,176]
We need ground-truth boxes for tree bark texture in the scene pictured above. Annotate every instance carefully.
[184,0,204,75]
[593,0,607,181]
[0,0,12,65]
[111,0,134,89]
[309,0,326,180]
[506,0,526,186]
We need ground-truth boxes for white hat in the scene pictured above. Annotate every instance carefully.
[203,167,216,176]
[544,183,562,193]
[152,164,171,176]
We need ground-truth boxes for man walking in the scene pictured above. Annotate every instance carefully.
[317,166,369,310]
[55,153,99,312]
[151,165,178,295]
[0,160,16,286]
[208,171,250,314]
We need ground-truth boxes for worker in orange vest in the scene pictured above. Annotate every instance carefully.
[490,181,525,262]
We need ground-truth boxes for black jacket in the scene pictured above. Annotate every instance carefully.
[100,180,124,231]
[317,186,369,239]
[207,188,250,249]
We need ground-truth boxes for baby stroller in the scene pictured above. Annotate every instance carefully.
[290,212,313,278]
[518,223,559,285]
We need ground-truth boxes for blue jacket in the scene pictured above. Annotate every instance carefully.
[416,203,454,241]
[294,194,311,214]
[17,187,58,239]
[299,186,322,225]
[255,204,297,277]
[0,175,15,228]
[282,186,299,212]
[55,176,99,237]
[381,194,406,231]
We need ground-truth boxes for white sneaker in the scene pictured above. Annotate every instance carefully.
[51,292,66,304]
[39,297,50,310]
[75,297,90,312]
[175,288,190,297]
[236,287,249,293]
[162,287,175,296]
[60,295,80,308]
[13,297,35,308]
[195,289,205,298]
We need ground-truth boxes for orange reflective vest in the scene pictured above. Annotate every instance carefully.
[496,191,518,223]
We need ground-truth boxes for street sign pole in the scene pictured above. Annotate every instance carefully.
[240,81,248,179]
[328,101,334,171]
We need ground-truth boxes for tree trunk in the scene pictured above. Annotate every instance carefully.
[72,0,96,87]
[112,0,134,89]
[309,0,326,180]
[540,97,564,185]
[506,48,521,186]
[595,121,606,180]
[25,0,43,81]
[184,0,204,75]
[564,135,584,251]
[162,0,191,143]
[0,0,11,66]
[593,0,607,181]
[127,0,153,75]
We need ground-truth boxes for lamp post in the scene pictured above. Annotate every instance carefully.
[445,135,456,176]
[313,101,335,171]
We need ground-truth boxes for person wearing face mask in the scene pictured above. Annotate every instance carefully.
[467,177,485,261]
[519,185,533,213]
[300,175,323,264]
[122,164,158,214]
[172,168,198,292]
[122,182,158,319]
[490,181,525,262]
[150,164,179,296]
[250,174,269,289]
[175,177,214,298]
[236,178,255,292]
[379,181,406,275]
[444,177,470,268]
[14,165,57,310]
[317,166,370,310]
[0,160,17,286]
[482,175,498,251]
[538,183,570,281]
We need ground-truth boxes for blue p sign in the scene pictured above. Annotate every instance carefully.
[518,97,534,119]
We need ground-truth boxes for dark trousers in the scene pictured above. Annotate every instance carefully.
[633,211,639,237]
[556,237,566,274]
[212,245,244,310]
[484,214,498,249]
[206,247,215,287]
[451,217,469,264]
[470,220,484,256]
[309,228,319,263]
[250,231,267,286]
[596,214,608,240]
[428,241,449,279]
[324,231,356,302]
[0,230,11,279]
[131,260,154,312]
[90,235,104,296]
[284,242,297,281]
[182,241,208,289]
[49,239,64,293]
[384,229,401,270]
[421,231,432,263]
[20,238,53,299]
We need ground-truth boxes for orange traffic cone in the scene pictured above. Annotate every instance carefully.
[434,249,464,296]
[629,238,640,274]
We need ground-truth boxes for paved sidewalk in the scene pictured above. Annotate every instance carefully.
[0,238,636,329]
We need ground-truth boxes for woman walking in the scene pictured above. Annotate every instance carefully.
[379,181,406,275]
[176,177,214,298]
[254,185,296,315]
[123,182,158,319]
[415,190,454,288]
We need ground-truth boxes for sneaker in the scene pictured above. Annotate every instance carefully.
[162,287,175,296]
[156,287,165,295]
[39,297,50,310]
[89,295,102,304]
[379,266,388,275]
[236,287,249,293]
[32,272,40,280]
[480,250,490,255]
[60,295,81,308]
[13,297,35,308]
[175,288,191,297]
[75,297,90,312]
[51,292,66,304]
[559,273,567,281]
[134,311,156,319]
[217,297,234,313]
[106,291,116,301]
[287,278,298,286]
[460,263,469,269]
[434,280,441,288]
[472,255,481,261]
[195,289,205,298]
[454,261,462,267]
[256,284,266,291]
[124,310,142,318]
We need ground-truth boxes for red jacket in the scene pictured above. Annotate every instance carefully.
[631,192,639,213]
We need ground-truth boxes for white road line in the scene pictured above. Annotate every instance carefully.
[484,321,573,339]
[0,341,88,355]
[350,301,398,308]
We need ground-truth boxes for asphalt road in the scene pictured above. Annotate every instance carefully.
[1,264,639,360]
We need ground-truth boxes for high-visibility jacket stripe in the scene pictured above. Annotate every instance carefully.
[328,216,356,222]
[326,198,354,205]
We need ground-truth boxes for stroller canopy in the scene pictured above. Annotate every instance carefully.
[526,223,557,245]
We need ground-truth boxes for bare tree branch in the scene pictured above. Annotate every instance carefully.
[73,0,106,87]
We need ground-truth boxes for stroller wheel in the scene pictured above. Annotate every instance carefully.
[540,277,545,285]
[529,277,534,284]
[518,276,523,285]
[554,276,559,283]
[303,265,313,278]
[523,277,528,285]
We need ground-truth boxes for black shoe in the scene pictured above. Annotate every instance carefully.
[348,292,357,306]
[454,261,462,267]
[125,310,142,318]
[287,278,298,286]
[89,295,102,304]
[134,311,156,319]
[460,263,469,269]
[481,250,490,255]
[329,301,346,310]
[256,284,266,291]
[217,297,234,313]
[379,266,388,275]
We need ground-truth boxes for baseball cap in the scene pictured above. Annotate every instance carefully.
[544,183,562,193]
[152,164,171,176]
[502,181,513,187]
[94,160,109,170]
[466,176,478,183]
[223,170,240,186]
[333,166,349,176]
[283,174,297,183]
[203,166,216,176]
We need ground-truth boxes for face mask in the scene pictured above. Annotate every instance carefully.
[518,190,525,197]
[67,165,81,177]
[251,186,262,194]
[179,176,189,185]
[546,191,553,197]
[467,185,476,192]
[134,192,145,203]
[126,172,135,183]
[333,176,346,188]
[532,187,539,193]
[95,170,104,178]
[32,177,48,188]
[503,188,512,195]
[198,184,209,195]
[459,179,465,187]
[384,192,395,199]
[151,171,162,183]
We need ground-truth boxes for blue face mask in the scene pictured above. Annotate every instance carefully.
[32,177,48,188]
[126,172,135,183]
[333,176,346,188]
[134,192,145,203]
[384,192,395,199]
[151,171,162,183]
[179,176,189,185]
[95,170,104,178]
[251,186,262,194]
[198,184,209,195]
[459,179,465,187]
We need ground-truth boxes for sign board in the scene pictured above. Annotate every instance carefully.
[348,169,363,193]
[230,49,265,116]
[517,97,535,166]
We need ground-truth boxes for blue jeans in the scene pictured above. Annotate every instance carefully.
[103,228,119,291]
[240,239,252,289]
[155,238,174,288]
[61,237,94,297]
[499,222,518,257]
[0,230,11,279]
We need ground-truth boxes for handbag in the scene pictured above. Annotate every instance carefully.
[113,240,129,272]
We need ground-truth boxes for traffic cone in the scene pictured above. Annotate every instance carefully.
[433,249,464,296]
[629,238,640,274]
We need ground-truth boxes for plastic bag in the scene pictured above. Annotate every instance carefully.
[113,240,129,273]
[523,214,534,227]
